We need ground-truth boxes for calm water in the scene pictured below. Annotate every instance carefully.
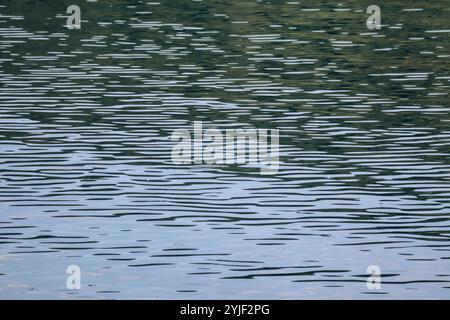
[0,0,450,299]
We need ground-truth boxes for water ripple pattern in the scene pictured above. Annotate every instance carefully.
[0,0,449,299]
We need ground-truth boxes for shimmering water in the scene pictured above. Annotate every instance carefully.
[0,0,449,299]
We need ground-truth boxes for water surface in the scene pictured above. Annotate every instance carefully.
[0,0,449,299]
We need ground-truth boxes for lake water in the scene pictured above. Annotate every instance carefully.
[0,0,449,299]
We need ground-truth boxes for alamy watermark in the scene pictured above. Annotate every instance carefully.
[171,121,279,175]
[366,265,381,290]
[366,5,381,30]
[66,265,81,290]
[66,5,81,30]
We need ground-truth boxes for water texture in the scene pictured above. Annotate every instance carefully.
[0,0,449,299]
